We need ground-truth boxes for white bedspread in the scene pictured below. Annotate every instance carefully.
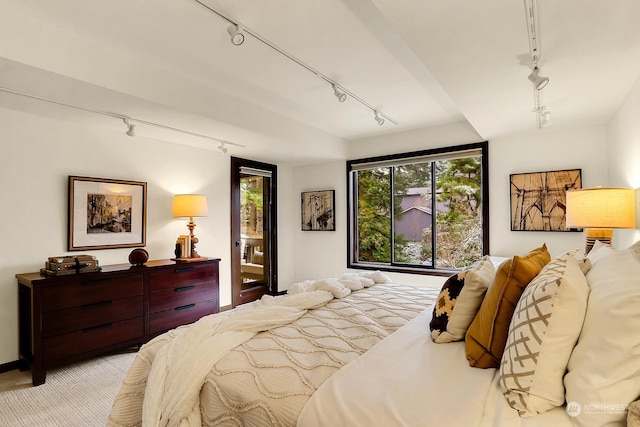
[109,278,439,427]
[298,309,573,427]
[143,291,335,427]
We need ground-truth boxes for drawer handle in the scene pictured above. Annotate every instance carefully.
[82,323,113,333]
[175,303,196,311]
[81,300,113,310]
[175,285,195,292]
[82,278,112,286]
[175,267,195,273]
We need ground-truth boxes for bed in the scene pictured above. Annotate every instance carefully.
[108,240,640,427]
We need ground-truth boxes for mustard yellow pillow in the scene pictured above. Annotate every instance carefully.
[465,244,550,368]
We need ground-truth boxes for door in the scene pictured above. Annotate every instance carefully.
[230,157,277,307]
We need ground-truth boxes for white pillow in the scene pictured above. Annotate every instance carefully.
[499,255,589,417]
[585,239,615,265]
[358,270,393,284]
[564,240,640,426]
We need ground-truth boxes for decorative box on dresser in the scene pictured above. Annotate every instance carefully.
[17,257,220,386]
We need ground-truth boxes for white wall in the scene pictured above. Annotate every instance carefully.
[0,107,296,365]
[608,75,640,248]
[292,123,610,289]
[489,126,608,256]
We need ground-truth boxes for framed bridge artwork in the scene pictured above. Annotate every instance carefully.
[509,169,582,232]
[301,190,335,231]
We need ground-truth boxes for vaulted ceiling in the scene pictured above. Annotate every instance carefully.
[1,0,639,164]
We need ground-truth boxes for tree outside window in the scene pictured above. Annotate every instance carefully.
[348,142,488,274]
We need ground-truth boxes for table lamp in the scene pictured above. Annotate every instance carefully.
[565,187,635,254]
[172,194,208,258]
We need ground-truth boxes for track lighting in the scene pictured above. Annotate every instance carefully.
[533,106,552,128]
[374,111,385,126]
[528,67,549,90]
[540,110,552,126]
[524,0,552,128]
[227,25,245,46]
[192,0,397,126]
[0,86,246,149]
[123,118,136,137]
[218,142,228,154]
[332,84,347,103]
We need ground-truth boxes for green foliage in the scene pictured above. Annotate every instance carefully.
[240,178,263,211]
[357,169,391,263]
[355,155,483,269]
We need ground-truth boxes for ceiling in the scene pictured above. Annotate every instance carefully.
[1,0,640,164]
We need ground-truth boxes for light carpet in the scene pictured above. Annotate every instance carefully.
[0,349,137,427]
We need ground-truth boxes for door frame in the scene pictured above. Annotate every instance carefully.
[230,156,278,307]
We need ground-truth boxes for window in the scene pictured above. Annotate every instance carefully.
[347,141,489,275]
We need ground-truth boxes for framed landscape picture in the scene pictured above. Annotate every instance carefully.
[301,190,335,231]
[510,168,581,232]
[68,176,147,250]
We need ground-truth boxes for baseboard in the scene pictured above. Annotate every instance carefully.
[0,359,21,374]
[219,304,232,312]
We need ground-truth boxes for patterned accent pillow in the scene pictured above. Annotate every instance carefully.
[499,255,589,417]
[430,256,495,343]
[465,244,550,368]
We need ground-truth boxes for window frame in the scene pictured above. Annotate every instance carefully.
[346,141,490,276]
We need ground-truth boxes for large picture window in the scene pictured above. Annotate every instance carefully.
[347,141,489,275]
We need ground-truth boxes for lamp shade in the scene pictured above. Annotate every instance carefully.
[565,188,635,229]
[172,194,208,218]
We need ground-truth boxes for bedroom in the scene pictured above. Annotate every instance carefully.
[1,0,640,425]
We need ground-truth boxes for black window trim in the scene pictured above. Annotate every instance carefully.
[346,141,490,276]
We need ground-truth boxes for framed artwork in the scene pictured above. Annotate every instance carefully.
[510,169,581,232]
[301,190,335,231]
[68,176,147,250]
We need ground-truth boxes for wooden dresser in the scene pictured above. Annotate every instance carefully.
[17,257,220,386]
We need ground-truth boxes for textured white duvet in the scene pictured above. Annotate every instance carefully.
[298,309,573,427]
[108,280,439,426]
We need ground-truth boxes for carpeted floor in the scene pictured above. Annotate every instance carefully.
[0,349,137,427]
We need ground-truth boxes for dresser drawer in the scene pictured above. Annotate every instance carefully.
[43,317,143,362]
[41,274,143,312]
[149,283,216,314]
[148,263,215,292]
[42,296,143,338]
[149,299,217,335]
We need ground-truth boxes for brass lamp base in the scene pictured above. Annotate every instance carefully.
[584,228,613,254]
[186,217,200,258]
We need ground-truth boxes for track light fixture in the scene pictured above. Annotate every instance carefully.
[123,118,136,137]
[218,142,228,154]
[540,109,552,126]
[532,102,552,128]
[524,0,552,128]
[332,84,347,103]
[528,67,549,90]
[192,0,397,127]
[227,25,245,46]
[0,86,245,150]
[374,111,385,126]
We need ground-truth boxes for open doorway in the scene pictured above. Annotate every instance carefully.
[230,157,277,307]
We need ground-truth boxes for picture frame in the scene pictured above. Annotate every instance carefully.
[510,168,582,232]
[68,176,147,250]
[301,190,335,231]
